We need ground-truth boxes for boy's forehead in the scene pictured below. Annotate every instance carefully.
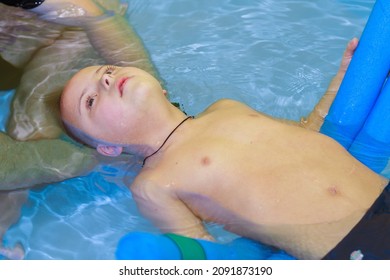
[65,66,99,94]
[74,66,100,82]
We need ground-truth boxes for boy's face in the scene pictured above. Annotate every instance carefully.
[61,65,166,144]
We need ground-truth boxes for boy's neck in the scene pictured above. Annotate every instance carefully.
[136,108,190,166]
[142,115,194,166]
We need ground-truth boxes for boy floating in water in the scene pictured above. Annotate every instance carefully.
[60,39,390,260]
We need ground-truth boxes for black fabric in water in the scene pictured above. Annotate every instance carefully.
[323,183,390,260]
[1,0,45,9]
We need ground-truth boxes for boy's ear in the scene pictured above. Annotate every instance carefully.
[96,145,123,157]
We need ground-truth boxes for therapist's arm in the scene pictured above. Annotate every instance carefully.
[31,0,160,79]
[0,132,97,190]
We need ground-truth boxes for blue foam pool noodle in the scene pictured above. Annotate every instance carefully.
[348,78,390,173]
[320,0,390,149]
[115,232,295,260]
[116,232,182,260]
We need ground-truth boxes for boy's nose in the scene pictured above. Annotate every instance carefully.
[100,73,114,90]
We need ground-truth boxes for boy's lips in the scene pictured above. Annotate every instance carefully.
[117,76,132,96]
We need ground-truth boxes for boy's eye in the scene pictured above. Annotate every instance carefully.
[104,65,116,75]
[86,95,96,109]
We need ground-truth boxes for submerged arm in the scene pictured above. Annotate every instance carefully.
[83,14,159,78]
[0,132,97,190]
[301,38,358,131]
[31,0,159,79]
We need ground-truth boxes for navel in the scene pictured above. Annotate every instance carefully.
[327,185,340,196]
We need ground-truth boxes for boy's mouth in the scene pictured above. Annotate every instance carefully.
[118,77,132,97]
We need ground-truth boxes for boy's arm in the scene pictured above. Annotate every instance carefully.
[131,179,214,241]
[301,38,358,131]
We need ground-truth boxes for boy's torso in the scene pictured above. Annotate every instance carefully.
[135,99,388,259]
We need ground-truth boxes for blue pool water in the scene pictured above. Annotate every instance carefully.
[2,0,374,259]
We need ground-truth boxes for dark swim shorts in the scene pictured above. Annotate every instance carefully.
[1,0,45,9]
[323,182,390,260]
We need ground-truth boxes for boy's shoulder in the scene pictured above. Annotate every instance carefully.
[207,98,245,109]
[201,98,255,116]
